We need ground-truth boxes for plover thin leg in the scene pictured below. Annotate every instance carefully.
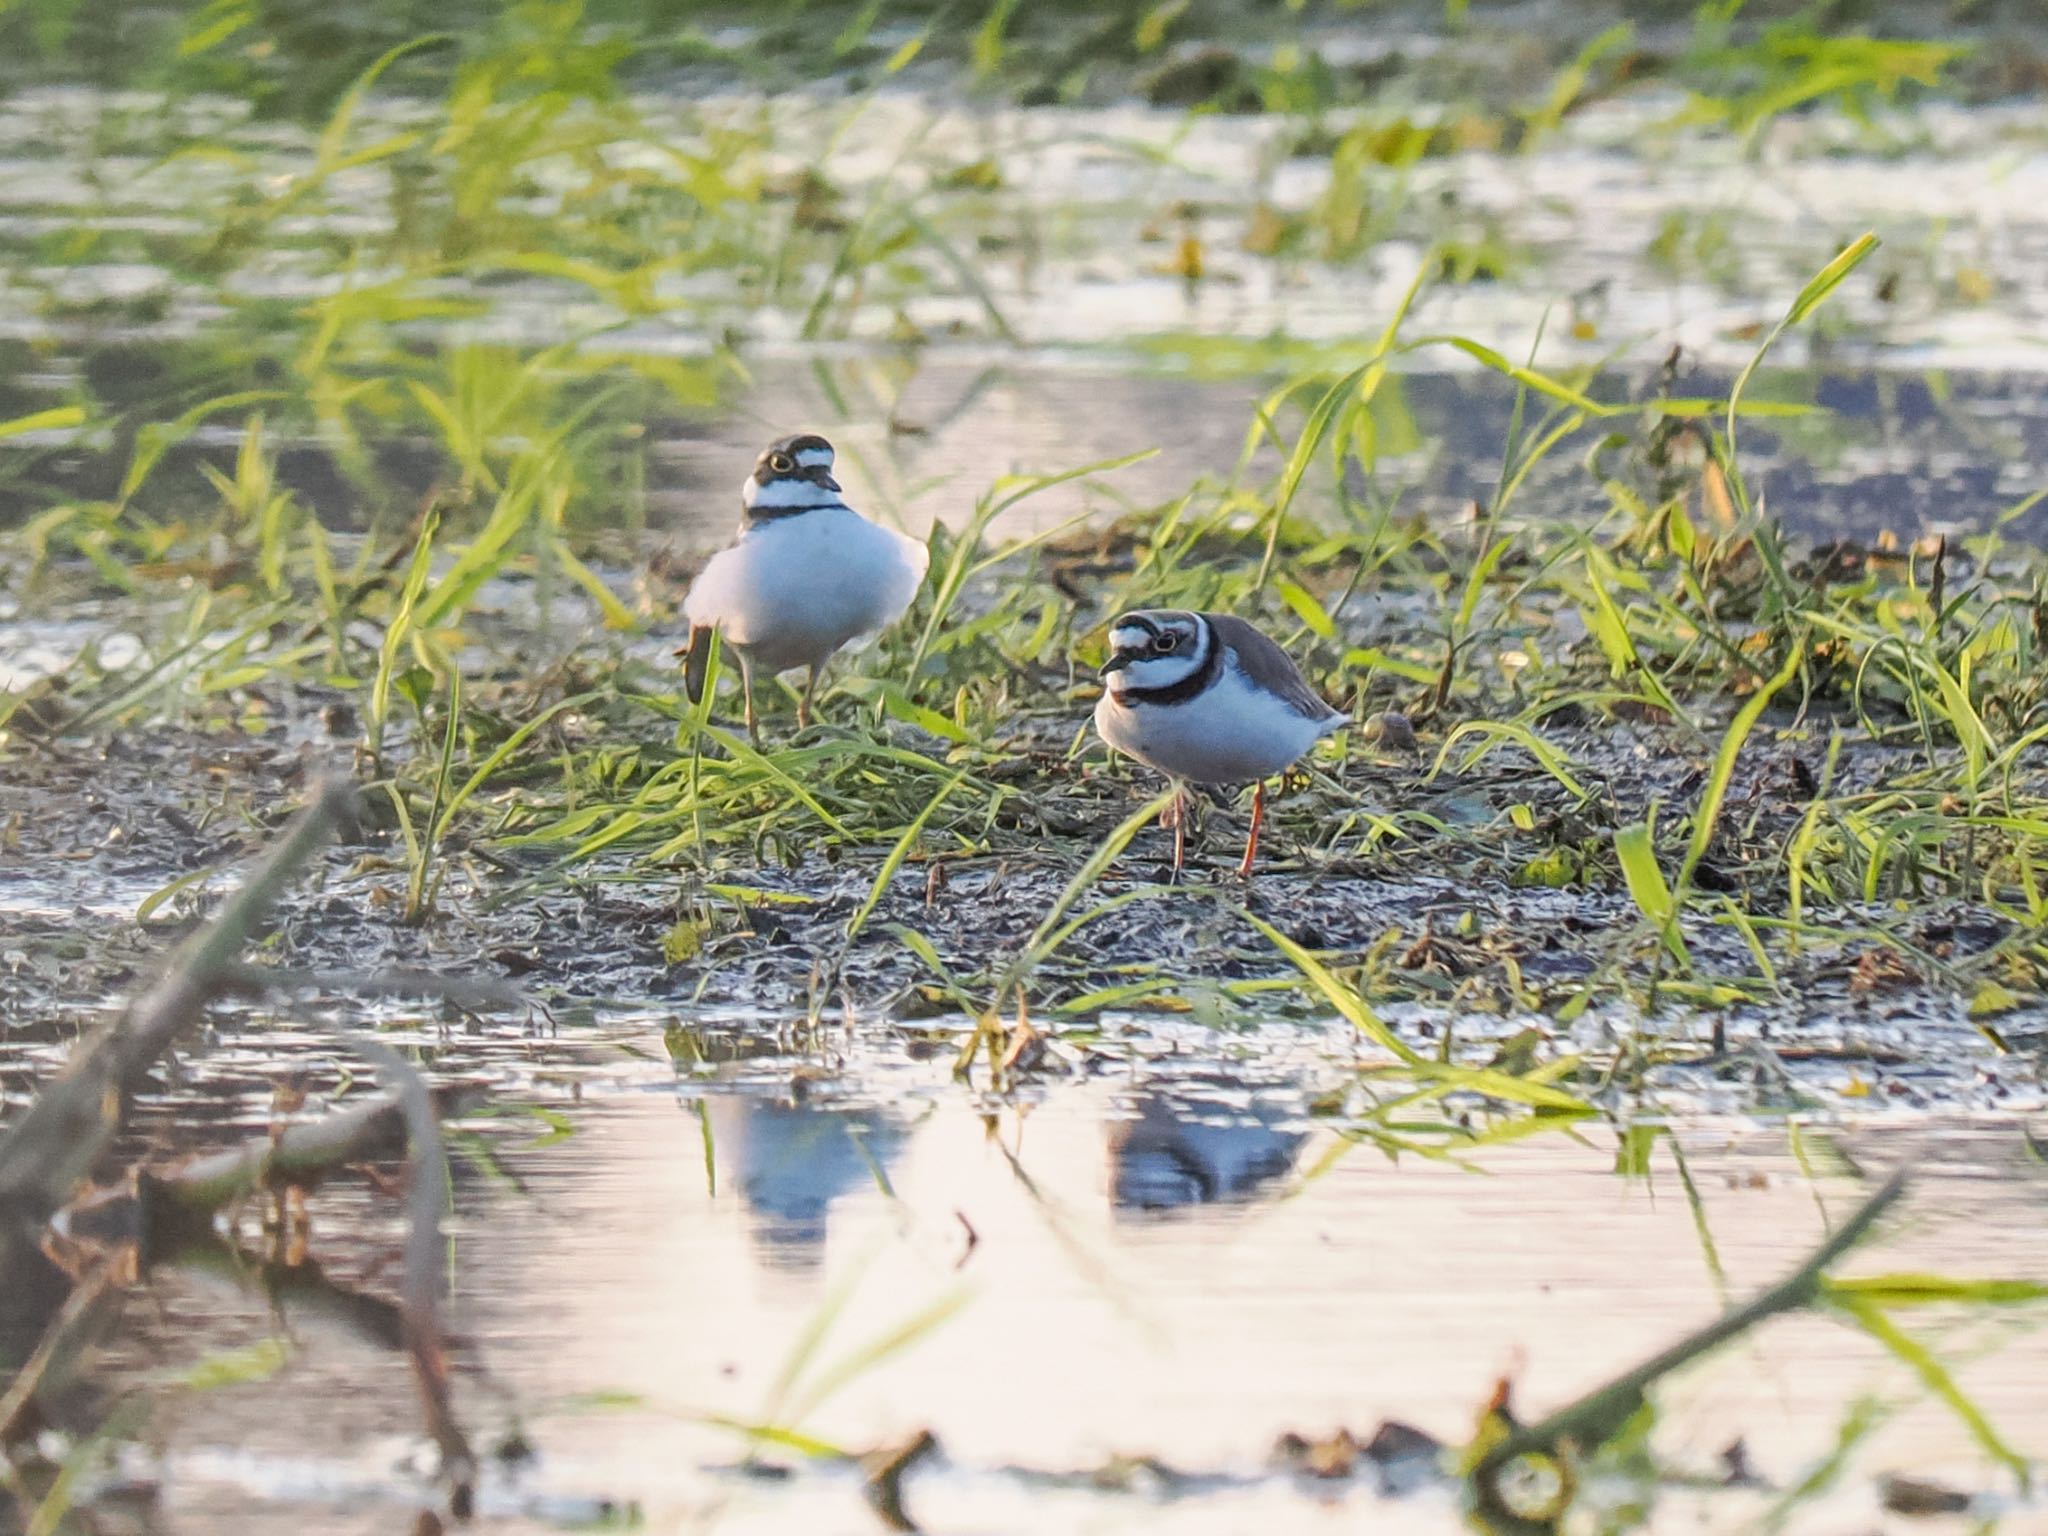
[1169,783,1189,882]
[1237,779,1266,879]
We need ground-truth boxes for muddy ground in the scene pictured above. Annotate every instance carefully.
[5,683,2039,1121]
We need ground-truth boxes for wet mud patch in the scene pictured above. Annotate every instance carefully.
[5,701,2041,1130]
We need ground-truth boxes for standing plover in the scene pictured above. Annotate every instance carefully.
[680,433,927,740]
[1095,609,1346,878]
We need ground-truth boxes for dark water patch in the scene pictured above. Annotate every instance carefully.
[9,354,2048,547]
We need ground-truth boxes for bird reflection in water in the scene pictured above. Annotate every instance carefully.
[1109,1086,1305,1213]
[704,1095,905,1272]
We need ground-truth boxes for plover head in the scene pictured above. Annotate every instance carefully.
[1099,609,1209,695]
[743,432,842,514]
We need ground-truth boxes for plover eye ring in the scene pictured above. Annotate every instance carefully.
[1157,632,1179,652]
[769,451,795,473]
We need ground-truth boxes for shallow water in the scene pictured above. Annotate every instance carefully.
[7,351,2047,566]
[92,1036,2048,1534]
[6,75,2048,546]
[650,357,2048,547]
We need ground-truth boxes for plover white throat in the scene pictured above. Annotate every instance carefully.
[1094,608,1347,879]
[680,433,928,740]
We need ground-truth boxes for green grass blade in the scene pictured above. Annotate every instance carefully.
[1243,909,1422,1065]
[1432,721,1591,801]
[0,405,85,441]
[368,508,442,761]
[1824,1273,2048,1306]
[1617,813,1688,966]
[996,790,1173,1001]
[436,690,606,840]
[1829,1293,2030,1483]
[783,1285,973,1425]
[1679,642,1802,889]
[1726,232,1879,517]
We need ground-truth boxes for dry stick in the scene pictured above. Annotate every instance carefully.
[1474,1166,1909,1478]
[0,777,358,1226]
[142,1083,485,1217]
[0,777,481,1504]
[343,1035,476,1511]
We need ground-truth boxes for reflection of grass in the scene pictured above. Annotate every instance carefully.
[572,1241,972,1466]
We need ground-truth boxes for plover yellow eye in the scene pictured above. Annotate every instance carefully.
[1157,632,1179,652]
[769,451,795,473]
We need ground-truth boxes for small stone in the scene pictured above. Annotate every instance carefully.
[1363,710,1419,754]
[1362,1420,1442,1465]
[1881,1474,1972,1516]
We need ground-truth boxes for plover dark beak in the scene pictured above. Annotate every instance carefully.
[1098,652,1135,677]
[809,468,842,493]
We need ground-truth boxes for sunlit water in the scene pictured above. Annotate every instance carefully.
[72,1022,2048,1534]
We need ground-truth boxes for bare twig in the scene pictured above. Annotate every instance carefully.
[0,1268,125,1443]
[0,776,489,1513]
[343,1036,476,1511]
[1474,1167,1909,1478]
[0,776,356,1422]
[0,778,357,1227]
[140,1083,486,1220]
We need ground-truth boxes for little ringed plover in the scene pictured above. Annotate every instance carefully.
[680,433,928,740]
[1094,609,1346,879]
